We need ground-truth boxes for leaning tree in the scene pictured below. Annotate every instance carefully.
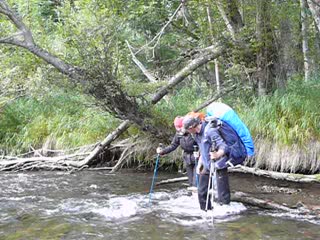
[1,0,319,171]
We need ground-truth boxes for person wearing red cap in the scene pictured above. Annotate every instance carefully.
[156,116,198,189]
[183,109,248,210]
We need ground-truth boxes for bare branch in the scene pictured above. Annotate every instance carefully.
[126,41,158,82]
[193,85,237,112]
[229,165,320,183]
[0,0,34,45]
[0,31,24,45]
[134,3,183,56]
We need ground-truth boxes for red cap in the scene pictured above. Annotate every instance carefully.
[174,116,184,130]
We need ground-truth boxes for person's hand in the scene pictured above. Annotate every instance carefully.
[193,151,199,159]
[156,147,163,154]
[210,149,224,160]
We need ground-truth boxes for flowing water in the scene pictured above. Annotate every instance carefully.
[0,170,319,240]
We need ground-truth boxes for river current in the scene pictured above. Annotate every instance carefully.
[0,170,319,239]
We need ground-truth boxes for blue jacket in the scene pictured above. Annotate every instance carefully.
[194,121,247,171]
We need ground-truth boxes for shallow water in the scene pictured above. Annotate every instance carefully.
[0,170,319,240]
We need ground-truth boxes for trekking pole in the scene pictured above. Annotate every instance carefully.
[205,141,217,212]
[148,143,162,205]
[193,144,199,187]
[210,159,216,222]
[205,161,213,211]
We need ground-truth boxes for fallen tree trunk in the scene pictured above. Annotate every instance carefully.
[156,176,188,186]
[232,191,320,217]
[155,165,320,185]
[228,165,320,183]
[66,120,131,168]
[156,177,320,216]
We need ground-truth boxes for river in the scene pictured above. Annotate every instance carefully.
[0,170,319,240]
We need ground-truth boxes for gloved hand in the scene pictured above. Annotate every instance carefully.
[156,147,163,154]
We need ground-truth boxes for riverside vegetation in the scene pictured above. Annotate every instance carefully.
[0,0,319,174]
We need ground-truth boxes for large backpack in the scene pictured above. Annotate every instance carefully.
[206,102,254,157]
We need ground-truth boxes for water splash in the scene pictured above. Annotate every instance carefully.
[157,190,247,226]
[90,189,247,225]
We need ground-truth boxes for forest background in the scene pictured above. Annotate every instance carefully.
[0,0,319,174]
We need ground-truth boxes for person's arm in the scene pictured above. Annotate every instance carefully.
[157,134,180,155]
[208,128,228,160]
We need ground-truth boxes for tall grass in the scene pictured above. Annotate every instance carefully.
[0,90,120,154]
[241,78,320,145]
[238,77,320,173]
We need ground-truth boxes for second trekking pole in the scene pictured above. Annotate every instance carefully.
[148,144,163,205]
[193,144,200,187]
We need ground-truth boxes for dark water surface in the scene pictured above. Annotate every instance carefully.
[0,170,319,240]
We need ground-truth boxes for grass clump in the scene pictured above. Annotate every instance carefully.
[0,89,119,154]
[241,78,320,146]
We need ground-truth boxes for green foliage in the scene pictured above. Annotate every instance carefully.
[152,83,210,126]
[239,77,320,145]
[0,90,120,154]
[1,0,320,159]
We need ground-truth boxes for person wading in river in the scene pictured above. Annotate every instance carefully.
[156,116,200,190]
[182,104,251,210]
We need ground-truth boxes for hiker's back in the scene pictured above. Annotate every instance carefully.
[206,102,254,157]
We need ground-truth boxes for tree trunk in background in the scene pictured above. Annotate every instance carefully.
[214,59,221,96]
[301,0,311,81]
[307,0,320,32]
[276,19,296,90]
[239,0,245,24]
[216,0,244,41]
[256,0,275,96]
[314,22,320,72]
[206,3,221,95]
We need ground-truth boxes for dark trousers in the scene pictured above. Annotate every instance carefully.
[198,168,230,210]
[186,163,196,186]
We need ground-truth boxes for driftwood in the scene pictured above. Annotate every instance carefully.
[156,175,320,216]
[0,122,131,171]
[110,140,137,173]
[228,165,320,183]
[232,191,320,217]
[155,165,320,186]
[69,120,131,168]
[156,176,188,186]
[158,176,319,216]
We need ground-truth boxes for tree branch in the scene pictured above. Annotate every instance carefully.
[134,3,183,56]
[126,41,158,82]
[0,0,34,45]
[151,42,227,104]
[193,85,237,112]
